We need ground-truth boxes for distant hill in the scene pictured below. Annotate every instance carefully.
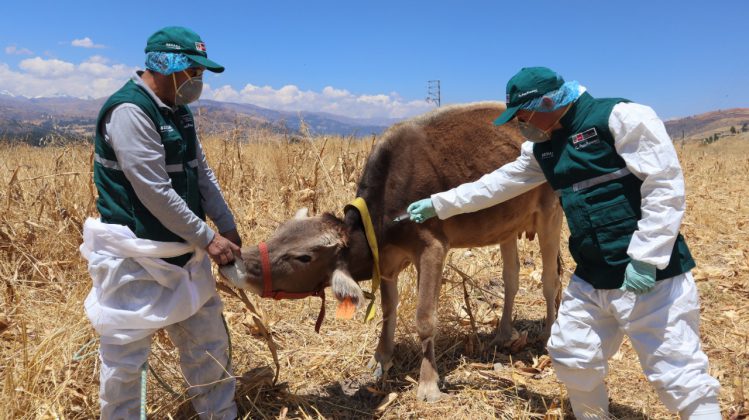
[1,91,746,146]
[192,99,398,139]
[664,108,749,141]
[0,93,106,142]
[0,93,393,145]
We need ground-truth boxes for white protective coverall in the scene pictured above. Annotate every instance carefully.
[430,101,721,418]
[82,218,236,419]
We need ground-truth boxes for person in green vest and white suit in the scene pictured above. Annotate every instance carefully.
[406,67,721,419]
[81,27,240,419]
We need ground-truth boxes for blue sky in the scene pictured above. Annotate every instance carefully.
[1,0,747,120]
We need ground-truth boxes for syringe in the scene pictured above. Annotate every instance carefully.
[392,213,411,222]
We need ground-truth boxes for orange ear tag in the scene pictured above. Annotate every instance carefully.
[335,297,356,320]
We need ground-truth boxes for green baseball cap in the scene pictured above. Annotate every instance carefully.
[145,26,224,73]
[493,67,564,125]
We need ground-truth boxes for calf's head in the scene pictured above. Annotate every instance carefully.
[220,208,364,305]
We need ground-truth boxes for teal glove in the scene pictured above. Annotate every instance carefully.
[407,198,436,223]
[620,260,657,295]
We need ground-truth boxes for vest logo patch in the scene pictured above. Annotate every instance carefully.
[180,114,194,129]
[159,125,175,133]
[541,151,554,160]
[570,128,600,150]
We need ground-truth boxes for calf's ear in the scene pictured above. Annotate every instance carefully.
[331,265,363,306]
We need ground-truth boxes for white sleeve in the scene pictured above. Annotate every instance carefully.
[430,141,547,220]
[195,138,236,233]
[609,102,685,269]
[105,104,215,248]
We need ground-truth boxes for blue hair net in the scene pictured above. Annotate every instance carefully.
[520,81,583,112]
[145,52,193,75]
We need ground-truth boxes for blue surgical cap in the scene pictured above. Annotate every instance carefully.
[519,81,584,112]
[145,51,193,75]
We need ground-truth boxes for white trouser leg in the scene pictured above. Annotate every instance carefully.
[165,295,237,419]
[679,396,721,419]
[99,334,152,420]
[547,276,623,419]
[567,382,610,419]
[619,272,721,413]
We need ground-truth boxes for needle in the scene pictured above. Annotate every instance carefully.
[393,213,410,222]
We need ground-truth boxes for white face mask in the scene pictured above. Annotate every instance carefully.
[173,70,203,105]
[518,117,553,143]
[517,105,571,143]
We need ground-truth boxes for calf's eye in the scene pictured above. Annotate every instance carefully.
[295,255,312,263]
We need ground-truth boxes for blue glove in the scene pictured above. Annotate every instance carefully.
[407,198,436,223]
[620,260,657,295]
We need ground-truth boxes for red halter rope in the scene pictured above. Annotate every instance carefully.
[258,242,326,333]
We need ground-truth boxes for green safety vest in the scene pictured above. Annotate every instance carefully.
[532,92,695,289]
[93,79,204,265]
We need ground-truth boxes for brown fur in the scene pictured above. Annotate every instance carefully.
[234,102,563,402]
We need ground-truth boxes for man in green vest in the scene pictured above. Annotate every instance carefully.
[406,67,721,419]
[82,26,240,419]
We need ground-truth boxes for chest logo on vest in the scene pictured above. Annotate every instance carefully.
[159,125,175,133]
[541,151,554,160]
[180,114,194,129]
[569,128,600,150]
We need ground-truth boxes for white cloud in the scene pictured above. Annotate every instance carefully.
[86,55,109,64]
[78,56,130,78]
[19,57,75,78]
[0,56,136,98]
[5,45,33,55]
[208,84,241,102]
[71,37,105,49]
[0,53,432,120]
[203,82,433,119]
[322,86,350,98]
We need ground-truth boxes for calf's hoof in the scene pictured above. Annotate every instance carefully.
[416,381,445,403]
[489,327,515,349]
[367,355,393,381]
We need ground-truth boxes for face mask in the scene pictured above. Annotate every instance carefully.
[518,118,553,143]
[517,105,571,143]
[173,70,203,105]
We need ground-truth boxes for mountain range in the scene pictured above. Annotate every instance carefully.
[0,91,746,145]
[663,108,749,141]
[0,92,399,144]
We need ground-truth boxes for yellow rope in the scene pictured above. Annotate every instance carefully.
[346,197,381,322]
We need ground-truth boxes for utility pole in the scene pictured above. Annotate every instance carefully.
[426,80,441,107]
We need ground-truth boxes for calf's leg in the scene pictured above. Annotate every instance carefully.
[368,275,398,380]
[538,208,563,342]
[491,239,520,348]
[414,240,448,402]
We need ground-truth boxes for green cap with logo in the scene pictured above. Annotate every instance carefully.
[145,26,224,73]
[493,67,564,125]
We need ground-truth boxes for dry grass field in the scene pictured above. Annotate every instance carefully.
[1,129,747,419]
